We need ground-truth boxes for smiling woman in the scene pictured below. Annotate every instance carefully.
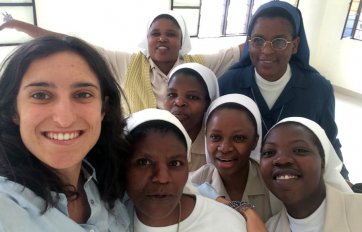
[164,63,219,171]
[0,10,241,116]
[0,36,130,231]
[123,108,248,232]
[260,117,361,232]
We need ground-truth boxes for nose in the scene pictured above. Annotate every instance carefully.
[152,164,171,184]
[158,36,168,42]
[272,150,293,166]
[261,41,274,54]
[217,139,234,153]
[52,98,76,127]
[174,97,187,107]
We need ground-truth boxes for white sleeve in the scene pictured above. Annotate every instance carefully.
[202,46,240,77]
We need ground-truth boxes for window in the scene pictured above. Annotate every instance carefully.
[342,0,362,40]
[171,0,299,38]
[0,0,37,46]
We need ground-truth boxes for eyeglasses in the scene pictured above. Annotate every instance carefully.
[248,37,292,50]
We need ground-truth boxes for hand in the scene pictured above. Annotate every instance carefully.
[0,12,14,31]
[2,12,13,22]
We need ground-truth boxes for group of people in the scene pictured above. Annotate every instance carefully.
[0,1,361,232]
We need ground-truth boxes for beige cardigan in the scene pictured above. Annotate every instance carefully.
[266,184,362,232]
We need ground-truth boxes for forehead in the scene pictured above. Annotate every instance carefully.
[207,107,255,127]
[133,130,187,156]
[251,16,294,37]
[149,17,180,30]
[21,51,99,86]
[169,73,207,92]
[265,123,315,144]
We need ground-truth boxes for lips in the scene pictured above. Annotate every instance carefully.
[215,156,238,169]
[156,45,169,51]
[276,174,298,180]
[272,169,301,181]
[171,111,188,121]
[146,191,175,202]
[44,131,82,141]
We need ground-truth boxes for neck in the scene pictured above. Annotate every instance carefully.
[67,172,91,223]
[187,123,202,142]
[54,163,83,188]
[153,60,176,75]
[220,162,249,200]
[135,194,196,228]
[286,184,326,219]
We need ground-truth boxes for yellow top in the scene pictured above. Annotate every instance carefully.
[123,52,204,115]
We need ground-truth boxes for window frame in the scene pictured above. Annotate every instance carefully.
[0,0,37,46]
[342,0,362,41]
[171,0,299,38]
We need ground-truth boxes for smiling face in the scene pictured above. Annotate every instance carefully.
[164,73,209,139]
[16,51,104,175]
[206,107,258,177]
[260,123,325,214]
[126,129,188,226]
[147,17,182,67]
[249,16,299,81]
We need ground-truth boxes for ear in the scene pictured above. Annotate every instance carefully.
[251,135,260,150]
[101,96,109,120]
[12,114,20,125]
[320,157,325,175]
[292,36,300,54]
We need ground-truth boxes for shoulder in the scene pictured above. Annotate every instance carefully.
[291,64,332,88]
[324,185,362,231]
[189,164,217,184]
[0,178,48,216]
[191,195,247,231]
[265,208,288,232]
[0,191,45,231]
[218,64,253,93]
[327,184,362,206]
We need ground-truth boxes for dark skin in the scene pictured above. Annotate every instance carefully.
[260,123,326,218]
[0,18,244,77]
[206,108,258,201]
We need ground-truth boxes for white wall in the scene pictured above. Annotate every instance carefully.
[1,0,361,95]
[300,0,362,95]
[0,0,170,61]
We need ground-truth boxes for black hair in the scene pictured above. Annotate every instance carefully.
[170,68,211,102]
[126,120,187,158]
[206,102,258,137]
[0,36,128,211]
[262,121,325,161]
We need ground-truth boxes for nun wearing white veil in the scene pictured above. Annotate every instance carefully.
[123,10,241,114]
[189,94,279,222]
[260,117,361,232]
[123,108,248,232]
[164,62,219,171]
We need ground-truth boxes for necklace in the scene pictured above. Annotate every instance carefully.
[132,201,181,232]
[251,88,284,132]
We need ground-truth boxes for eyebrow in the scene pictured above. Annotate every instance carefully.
[23,81,99,89]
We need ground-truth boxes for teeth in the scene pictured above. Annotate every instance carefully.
[276,175,298,180]
[46,132,80,141]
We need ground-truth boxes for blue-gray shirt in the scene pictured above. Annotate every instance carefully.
[0,162,130,232]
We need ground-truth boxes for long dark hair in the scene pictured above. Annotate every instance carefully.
[0,36,128,211]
